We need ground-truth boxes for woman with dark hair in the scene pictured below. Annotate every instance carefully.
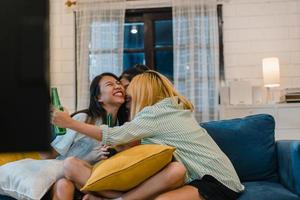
[119,64,149,111]
[49,73,127,200]
[0,73,127,200]
[71,72,127,126]
[119,64,149,90]
[41,73,127,163]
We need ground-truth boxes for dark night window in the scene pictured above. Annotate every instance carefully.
[123,6,223,82]
[123,8,173,81]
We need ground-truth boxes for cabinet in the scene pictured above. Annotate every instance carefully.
[219,103,300,140]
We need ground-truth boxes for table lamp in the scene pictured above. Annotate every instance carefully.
[262,57,280,103]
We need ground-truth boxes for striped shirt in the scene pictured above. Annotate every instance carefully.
[101,97,244,192]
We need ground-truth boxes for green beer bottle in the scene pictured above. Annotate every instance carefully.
[106,113,117,157]
[107,113,113,127]
[51,87,66,135]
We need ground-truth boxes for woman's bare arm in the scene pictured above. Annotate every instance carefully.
[52,109,103,141]
[68,119,102,141]
[115,140,141,152]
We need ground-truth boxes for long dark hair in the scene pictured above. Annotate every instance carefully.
[72,73,127,125]
[120,64,149,82]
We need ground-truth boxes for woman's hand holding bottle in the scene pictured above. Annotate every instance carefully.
[51,107,72,129]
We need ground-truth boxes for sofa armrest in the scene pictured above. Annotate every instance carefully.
[276,140,300,196]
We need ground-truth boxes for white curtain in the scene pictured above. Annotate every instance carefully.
[172,0,219,122]
[75,0,125,110]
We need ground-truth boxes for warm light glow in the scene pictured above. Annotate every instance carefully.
[130,25,138,34]
[262,57,280,88]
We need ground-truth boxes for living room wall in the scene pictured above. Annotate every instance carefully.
[49,0,300,112]
[223,0,300,88]
[50,0,75,111]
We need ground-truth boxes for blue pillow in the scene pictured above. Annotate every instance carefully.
[201,114,278,182]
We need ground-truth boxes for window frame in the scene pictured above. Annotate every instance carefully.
[124,6,224,80]
[125,7,172,69]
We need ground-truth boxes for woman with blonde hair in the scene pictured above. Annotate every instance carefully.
[53,71,244,200]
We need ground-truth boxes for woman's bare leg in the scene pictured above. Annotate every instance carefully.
[52,178,75,200]
[82,162,186,200]
[63,156,93,187]
[120,162,186,200]
[63,157,123,198]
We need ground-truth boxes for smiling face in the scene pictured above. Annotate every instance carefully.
[97,75,125,107]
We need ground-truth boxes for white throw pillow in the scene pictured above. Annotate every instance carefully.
[0,159,64,200]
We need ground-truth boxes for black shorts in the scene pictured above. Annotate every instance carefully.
[188,175,241,200]
[74,189,85,200]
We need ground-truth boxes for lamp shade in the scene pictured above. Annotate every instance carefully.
[262,57,280,87]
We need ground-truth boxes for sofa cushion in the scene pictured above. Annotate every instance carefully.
[201,114,278,182]
[0,159,63,200]
[239,181,300,200]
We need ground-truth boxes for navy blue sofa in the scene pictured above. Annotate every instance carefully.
[201,114,300,200]
[1,114,299,200]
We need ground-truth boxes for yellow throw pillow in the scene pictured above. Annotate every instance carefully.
[81,144,175,192]
[0,152,41,166]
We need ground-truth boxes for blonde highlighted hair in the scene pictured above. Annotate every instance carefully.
[127,70,194,119]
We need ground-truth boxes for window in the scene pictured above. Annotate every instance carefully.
[123,8,173,81]
[74,6,224,110]
[75,6,223,85]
